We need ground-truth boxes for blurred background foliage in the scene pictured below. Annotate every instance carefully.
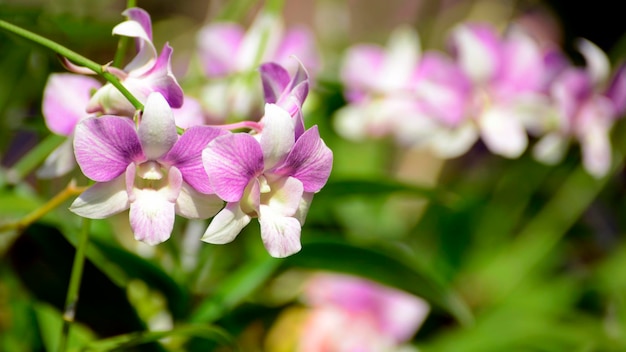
[1,0,626,351]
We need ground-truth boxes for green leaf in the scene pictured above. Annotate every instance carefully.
[34,302,96,351]
[190,256,281,323]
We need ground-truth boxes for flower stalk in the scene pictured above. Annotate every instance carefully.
[58,217,91,352]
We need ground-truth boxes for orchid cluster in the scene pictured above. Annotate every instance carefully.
[335,22,626,178]
[39,7,332,258]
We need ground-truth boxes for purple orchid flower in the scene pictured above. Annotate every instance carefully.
[38,73,102,178]
[85,8,183,116]
[70,92,224,245]
[201,104,333,258]
[534,39,626,178]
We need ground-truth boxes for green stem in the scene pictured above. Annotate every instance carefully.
[0,19,143,111]
[58,217,91,352]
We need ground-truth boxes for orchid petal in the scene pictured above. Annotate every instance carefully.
[70,174,130,218]
[272,127,333,192]
[341,44,385,101]
[479,106,528,158]
[260,104,295,169]
[450,23,501,84]
[176,182,223,219]
[533,132,569,165]
[74,116,144,182]
[577,38,610,86]
[162,126,227,194]
[129,188,176,245]
[379,26,421,92]
[203,133,264,202]
[294,191,314,225]
[260,62,290,104]
[37,138,75,179]
[173,95,206,128]
[201,202,251,244]
[122,8,153,40]
[265,176,303,217]
[259,204,302,258]
[43,73,101,136]
[114,8,156,75]
[141,43,184,108]
[138,92,178,160]
[428,123,479,159]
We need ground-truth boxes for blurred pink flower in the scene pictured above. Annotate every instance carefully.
[297,273,429,351]
[196,11,320,122]
[448,22,564,158]
[534,40,626,178]
[38,73,102,178]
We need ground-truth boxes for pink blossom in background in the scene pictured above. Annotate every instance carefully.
[195,11,320,122]
[534,40,626,178]
[334,26,423,142]
[448,22,563,158]
[298,273,429,351]
[70,93,224,245]
[38,73,102,178]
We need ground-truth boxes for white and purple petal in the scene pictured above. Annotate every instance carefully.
[203,133,264,202]
[70,174,130,218]
[258,204,302,258]
[74,116,144,182]
[175,182,223,219]
[272,126,333,193]
[138,92,178,160]
[129,188,176,245]
[260,104,296,170]
[162,125,226,194]
[201,202,251,244]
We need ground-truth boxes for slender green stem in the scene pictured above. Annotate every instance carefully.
[76,324,237,351]
[0,19,143,111]
[58,217,92,352]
